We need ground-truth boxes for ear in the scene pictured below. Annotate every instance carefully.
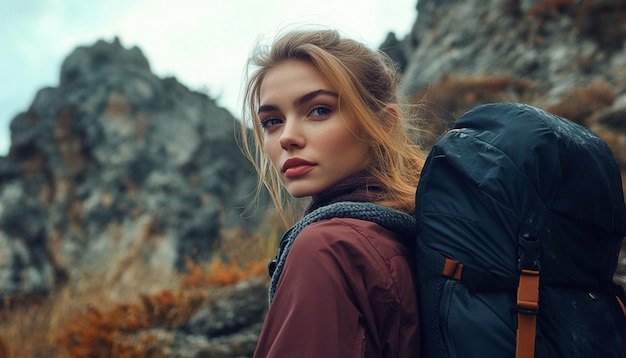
[381,105,400,133]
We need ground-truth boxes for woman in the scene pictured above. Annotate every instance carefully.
[240,28,426,357]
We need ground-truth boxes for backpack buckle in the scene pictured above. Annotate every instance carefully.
[517,232,541,271]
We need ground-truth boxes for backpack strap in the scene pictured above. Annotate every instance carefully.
[516,268,540,358]
[416,238,517,292]
[417,232,542,358]
[516,232,541,358]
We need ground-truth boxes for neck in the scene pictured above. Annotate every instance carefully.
[305,170,382,214]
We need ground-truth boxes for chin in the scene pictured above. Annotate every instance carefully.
[285,184,321,199]
[287,190,313,199]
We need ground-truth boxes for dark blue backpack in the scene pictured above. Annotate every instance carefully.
[415,103,626,357]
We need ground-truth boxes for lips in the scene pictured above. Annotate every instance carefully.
[282,158,316,178]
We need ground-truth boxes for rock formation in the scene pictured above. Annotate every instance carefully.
[0,38,263,298]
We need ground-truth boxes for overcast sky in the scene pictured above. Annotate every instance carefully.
[0,0,418,155]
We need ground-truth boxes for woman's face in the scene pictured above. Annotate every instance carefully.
[258,59,370,198]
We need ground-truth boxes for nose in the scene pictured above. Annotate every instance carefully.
[279,117,304,150]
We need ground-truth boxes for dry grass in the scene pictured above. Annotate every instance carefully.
[0,215,283,357]
[55,289,203,357]
[576,1,626,54]
[528,0,575,17]
[414,75,536,148]
[527,0,626,54]
[546,80,616,127]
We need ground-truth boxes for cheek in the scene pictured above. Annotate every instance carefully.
[339,134,371,165]
[263,137,281,169]
[327,130,364,155]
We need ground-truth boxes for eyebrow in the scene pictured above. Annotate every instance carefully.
[258,89,339,114]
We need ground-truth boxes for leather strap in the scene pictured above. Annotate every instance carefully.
[442,258,464,280]
[516,269,540,358]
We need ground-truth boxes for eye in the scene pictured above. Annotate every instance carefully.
[260,117,283,129]
[310,106,331,118]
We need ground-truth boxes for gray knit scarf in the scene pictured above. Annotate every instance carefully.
[267,201,416,305]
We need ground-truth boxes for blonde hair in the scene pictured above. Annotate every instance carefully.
[239,29,426,220]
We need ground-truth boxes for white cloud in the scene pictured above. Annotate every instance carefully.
[0,0,417,155]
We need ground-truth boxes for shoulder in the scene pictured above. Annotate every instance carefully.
[292,217,412,265]
[284,217,417,317]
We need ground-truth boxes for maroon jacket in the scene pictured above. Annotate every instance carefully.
[254,216,420,357]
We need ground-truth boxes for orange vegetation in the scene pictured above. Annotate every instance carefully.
[546,80,615,127]
[55,290,203,358]
[182,257,267,289]
[415,75,535,147]
[0,224,278,357]
[528,0,574,17]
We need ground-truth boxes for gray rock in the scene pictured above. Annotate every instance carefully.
[400,0,626,110]
[1,37,264,297]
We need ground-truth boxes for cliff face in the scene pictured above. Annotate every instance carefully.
[400,0,626,105]
[0,38,263,297]
[394,0,626,150]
